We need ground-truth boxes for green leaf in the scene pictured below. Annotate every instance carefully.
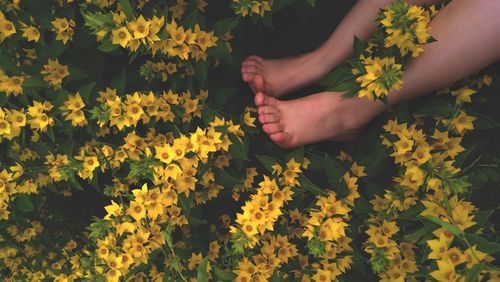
[196,257,209,282]
[404,226,431,243]
[189,216,208,227]
[353,36,365,56]
[423,216,463,236]
[320,64,352,87]
[47,127,56,143]
[470,210,493,233]
[286,146,304,163]
[299,175,327,196]
[307,0,315,6]
[465,234,500,254]
[97,40,120,52]
[179,192,194,216]
[256,154,279,173]
[212,87,237,107]
[398,204,425,220]
[118,0,135,20]
[22,76,47,88]
[78,82,96,101]
[110,69,126,93]
[413,101,454,117]
[262,13,274,29]
[325,154,345,186]
[15,195,34,213]
[213,17,240,35]
[67,65,89,82]
[193,60,208,87]
[473,112,500,130]
[273,0,296,12]
[0,94,7,107]
[215,168,243,187]
[465,263,484,282]
[207,44,233,64]
[229,135,249,161]
[327,80,358,92]
[162,230,173,248]
[214,266,236,281]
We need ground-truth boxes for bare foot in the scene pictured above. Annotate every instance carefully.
[254,92,384,148]
[241,53,329,98]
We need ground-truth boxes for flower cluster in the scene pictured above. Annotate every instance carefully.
[324,0,435,102]
[0,70,25,96]
[0,11,16,42]
[230,159,301,249]
[0,1,498,281]
[51,17,76,45]
[41,59,70,89]
[380,1,433,57]
[232,0,272,17]
[354,56,403,101]
[363,74,497,279]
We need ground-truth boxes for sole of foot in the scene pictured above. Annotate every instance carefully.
[254,91,376,148]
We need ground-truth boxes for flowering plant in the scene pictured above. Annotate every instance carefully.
[0,0,499,281]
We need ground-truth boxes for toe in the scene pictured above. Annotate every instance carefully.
[242,59,262,68]
[253,75,266,93]
[247,55,264,63]
[242,72,255,82]
[258,113,280,124]
[258,106,279,115]
[241,65,259,74]
[262,123,284,135]
[254,92,277,106]
[270,132,287,143]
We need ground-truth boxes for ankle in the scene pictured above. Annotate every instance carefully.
[339,96,385,130]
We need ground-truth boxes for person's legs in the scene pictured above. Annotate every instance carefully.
[241,0,442,98]
[255,0,500,148]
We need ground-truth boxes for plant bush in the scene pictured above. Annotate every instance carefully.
[0,0,499,281]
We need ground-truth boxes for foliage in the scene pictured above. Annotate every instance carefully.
[0,0,499,281]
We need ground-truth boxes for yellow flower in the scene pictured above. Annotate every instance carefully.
[381,2,431,57]
[166,20,187,45]
[401,165,424,190]
[188,252,203,270]
[127,201,146,222]
[0,75,25,96]
[412,145,431,164]
[450,111,476,135]
[355,57,403,101]
[312,269,332,282]
[194,24,217,51]
[105,269,121,282]
[103,200,121,220]
[21,24,40,42]
[41,59,70,89]
[111,26,132,48]
[127,15,150,39]
[0,13,16,40]
[430,259,457,282]
[451,87,476,103]
[51,17,75,44]
[154,144,175,164]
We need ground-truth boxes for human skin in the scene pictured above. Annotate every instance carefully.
[241,0,443,98]
[249,0,500,148]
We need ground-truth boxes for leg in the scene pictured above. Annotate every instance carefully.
[241,0,442,98]
[255,0,500,148]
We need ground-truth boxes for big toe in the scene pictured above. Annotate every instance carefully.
[255,92,277,107]
[270,132,295,148]
[252,74,266,93]
[262,123,284,135]
[242,72,255,83]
